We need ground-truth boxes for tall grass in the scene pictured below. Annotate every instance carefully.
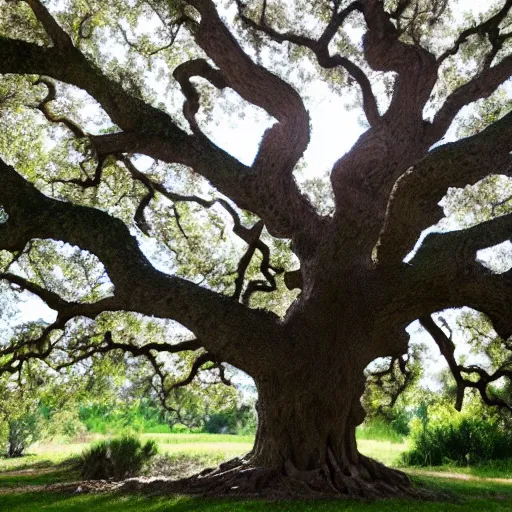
[79,404,174,435]
[402,415,512,466]
[356,419,405,443]
[142,433,254,444]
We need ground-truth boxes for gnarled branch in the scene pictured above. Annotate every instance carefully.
[419,315,465,410]
[25,0,74,48]
[420,315,512,412]
[52,331,203,370]
[361,0,437,120]
[377,110,512,266]
[0,158,284,375]
[173,58,228,134]
[34,77,85,138]
[379,210,512,342]
[235,0,380,126]
[0,10,321,243]
[438,0,512,64]
[0,272,121,323]
[428,55,512,144]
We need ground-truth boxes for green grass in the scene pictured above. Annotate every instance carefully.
[405,459,512,479]
[1,483,512,512]
[0,444,88,473]
[411,473,512,502]
[357,440,407,467]
[141,424,173,434]
[356,420,405,444]
[457,459,512,479]
[2,434,512,511]
[141,433,254,444]
[0,466,79,488]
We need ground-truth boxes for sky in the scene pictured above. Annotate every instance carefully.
[4,0,511,391]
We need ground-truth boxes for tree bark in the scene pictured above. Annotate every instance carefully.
[242,350,411,496]
[251,369,367,472]
[7,421,26,458]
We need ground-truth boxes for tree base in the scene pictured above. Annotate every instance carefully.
[118,456,440,500]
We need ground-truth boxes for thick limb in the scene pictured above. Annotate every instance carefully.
[377,110,512,266]
[0,158,283,375]
[182,0,319,244]
[235,0,380,126]
[378,210,512,340]
[0,2,322,242]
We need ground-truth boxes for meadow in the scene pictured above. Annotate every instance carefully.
[1,433,512,511]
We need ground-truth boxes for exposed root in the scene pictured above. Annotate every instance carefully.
[8,455,451,501]
[115,455,447,500]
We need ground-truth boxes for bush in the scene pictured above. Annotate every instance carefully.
[144,424,172,434]
[80,435,158,480]
[203,405,256,435]
[402,406,512,466]
[169,423,191,434]
[5,410,44,458]
[44,409,87,441]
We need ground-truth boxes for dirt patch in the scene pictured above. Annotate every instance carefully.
[407,469,512,485]
[144,455,212,480]
[1,467,62,478]
[0,480,120,495]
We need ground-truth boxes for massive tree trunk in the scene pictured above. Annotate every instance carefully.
[251,372,367,473]
[251,378,410,496]
[168,291,413,498]
[166,343,412,498]
[243,317,410,496]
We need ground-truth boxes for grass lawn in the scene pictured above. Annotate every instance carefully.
[1,480,512,512]
[2,434,512,510]
[0,435,407,474]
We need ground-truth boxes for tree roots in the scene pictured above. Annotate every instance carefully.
[117,455,440,500]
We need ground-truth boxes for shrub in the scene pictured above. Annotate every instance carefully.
[44,409,87,441]
[80,435,158,480]
[144,424,172,434]
[169,423,191,434]
[203,405,256,435]
[402,406,512,466]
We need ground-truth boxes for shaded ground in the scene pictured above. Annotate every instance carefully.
[1,482,512,512]
[2,435,512,509]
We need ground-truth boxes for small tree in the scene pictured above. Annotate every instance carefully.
[0,367,44,458]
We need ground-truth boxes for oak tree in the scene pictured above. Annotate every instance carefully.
[1,0,512,497]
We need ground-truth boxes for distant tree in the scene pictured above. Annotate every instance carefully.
[0,359,45,457]
[1,0,512,497]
